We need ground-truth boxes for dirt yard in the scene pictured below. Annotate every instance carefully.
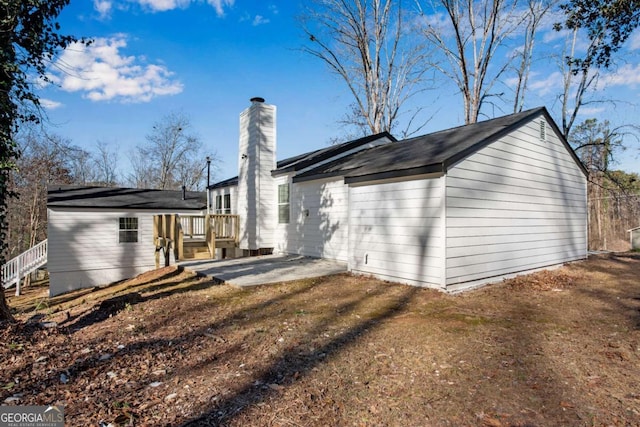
[2,254,639,426]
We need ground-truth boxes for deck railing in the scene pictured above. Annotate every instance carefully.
[154,214,239,267]
[207,214,239,240]
[179,215,206,238]
[178,215,239,241]
[1,239,48,295]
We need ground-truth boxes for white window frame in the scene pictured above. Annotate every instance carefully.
[118,217,139,243]
[223,194,231,214]
[278,183,290,224]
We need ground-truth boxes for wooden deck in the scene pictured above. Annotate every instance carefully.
[153,214,239,267]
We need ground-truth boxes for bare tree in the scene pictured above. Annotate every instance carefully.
[302,0,430,137]
[129,112,214,190]
[66,146,97,185]
[512,0,555,113]
[569,118,640,250]
[94,141,119,186]
[128,149,153,189]
[417,0,526,123]
[557,28,601,138]
[7,130,75,259]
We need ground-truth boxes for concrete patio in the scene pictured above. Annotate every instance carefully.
[179,254,348,287]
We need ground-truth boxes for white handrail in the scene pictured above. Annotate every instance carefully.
[1,239,48,296]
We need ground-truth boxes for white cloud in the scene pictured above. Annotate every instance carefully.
[94,0,112,19]
[598,63,640,88]
[576,106,606,116]
[112,0,234,15]
[40,99,63,110]
[137,0,189,12]
[207,0,234,17]
[528,71,564,96]
[252,15,269,26]
[49,36,183,103]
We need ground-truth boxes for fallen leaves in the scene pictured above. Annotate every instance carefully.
[1,255,640,426]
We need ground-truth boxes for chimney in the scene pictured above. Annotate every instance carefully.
[237,97,276,251]
[181,185,186,200]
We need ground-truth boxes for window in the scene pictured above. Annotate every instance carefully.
[215,195,222,214]
[119,217,138,243]
[539,119,547,142]
[278,183,290,224]
[224,194,231,214]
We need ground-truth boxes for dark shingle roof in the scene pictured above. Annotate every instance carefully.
[209,176,239,189]
[209,107,586,187]
[272,132,395,175]
[47,185,207,210]
[208,131,395,189]
[294,107,584,183]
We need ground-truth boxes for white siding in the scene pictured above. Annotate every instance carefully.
[237,101,276,250]
[47,207,202,296]
[291,178,349,261]
[348,176,445,288]
[210,186,237,214]
[445,118,587,289]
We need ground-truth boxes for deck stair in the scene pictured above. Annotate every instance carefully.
[183,240,213,260]
[1,239,48,296]
[153,214,239,267]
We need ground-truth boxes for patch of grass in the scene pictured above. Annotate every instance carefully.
[112,401,131,409]
[34,299,49,312]
[7,342,24,351]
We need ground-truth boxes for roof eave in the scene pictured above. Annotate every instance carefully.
[292,170,346,183]
[344,164,444,184]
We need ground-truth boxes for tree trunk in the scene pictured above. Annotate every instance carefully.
[0,287,13,322]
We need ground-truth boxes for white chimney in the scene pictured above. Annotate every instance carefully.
[236,97,276,252]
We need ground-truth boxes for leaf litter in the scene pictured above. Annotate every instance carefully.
[1,255,639,426]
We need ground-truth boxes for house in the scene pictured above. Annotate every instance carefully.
[47,186,207,296]
[210,98,588,292]
[629,226,640,250]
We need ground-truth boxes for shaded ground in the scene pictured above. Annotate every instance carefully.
[2,254,640,426]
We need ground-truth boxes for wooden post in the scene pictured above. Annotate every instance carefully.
[15,256,21,296]
[153,215,160,268]
[164,240,171,267]
[161,215,168,240]
[177,225,184,261]
[204,214,212,258]
[209,215,216,259]
[168,214,175,241]
[235,215,240,245]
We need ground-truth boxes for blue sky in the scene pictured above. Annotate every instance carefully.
[40,0,640,183]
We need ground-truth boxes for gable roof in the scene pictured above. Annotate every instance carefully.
[208,131,395,189]
[47,185,207,210]
[209,175,239,189]
[294,107,587,184]
[272,131,396,175]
